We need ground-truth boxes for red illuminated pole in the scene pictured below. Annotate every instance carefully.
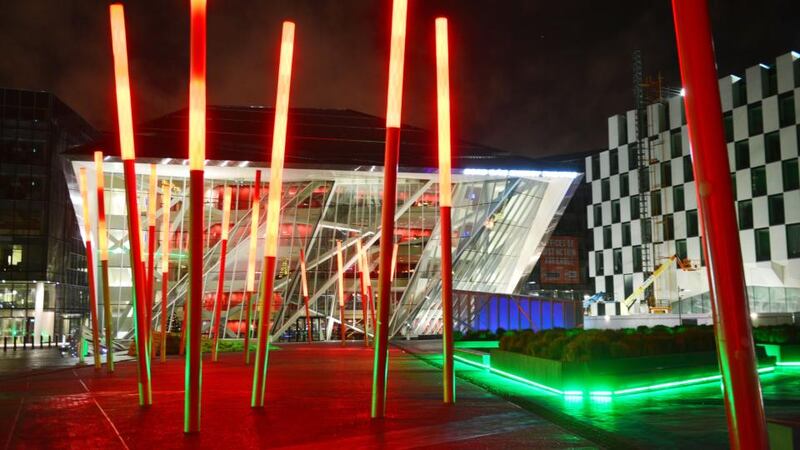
[184,0,207,433]
[299,248,312,343]
[211,187,232,361]
[671,2,767,448]
[252,21,295,408]
[336,240,347,345]
[146,164,158,347]
[95,152,114,373]
[435,17,455,404]
[356,239,369,345]
[79,168,102,370]
[109,3,152,406]
[160,182,171,362]
[372,0,408,419]
[244,170,261,364]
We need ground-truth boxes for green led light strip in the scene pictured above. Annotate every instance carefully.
[776,361,800,367]
[453,354,777,398]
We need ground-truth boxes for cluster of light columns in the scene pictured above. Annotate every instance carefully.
[94,151,114,373]
[251,20,296,409]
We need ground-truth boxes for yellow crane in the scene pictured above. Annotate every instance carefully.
[624,254,692,312]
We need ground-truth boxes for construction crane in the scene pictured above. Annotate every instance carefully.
[623,254,692,312]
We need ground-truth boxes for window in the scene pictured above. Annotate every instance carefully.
[779,92,795,127]
[768,194,785,226]
[699,236,706,266]
[639,169,651,192]
[611,200,621,223]
[620,173,629,197]
[622,222,631,246]
[765,65,778,97]
[735,140,750,170]
[683,155,694,182]
[784,159,799,191]
[624,274,633,299]
[642,218,652,243]
[602,178,610,201]
[651,192,662,215]
[732,173,738,200]
[788,223,800,259]
[765,132,781,163]
[738,200,753,229]
[630,195,640,220]
[591,155,600,180]
[613,248,623,273]
[663,214,674,241]
[686,209,699,237]
[628,144,639,170]
[748,103,763,135]
[610,149,619,176]
[603,226,612,248]
[633,245,643,272]
[723,112,734,142]
[732,80,747,108]
[755,228,771,262]
[751,166,767,197]
[676,239,687,260]
[673,185,685,212]
[606,275,615,298]
[671,129,682,158]
[595,251,605,275]
[661,162,672,186]
[593,204,602,227]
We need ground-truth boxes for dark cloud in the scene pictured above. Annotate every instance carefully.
[1,1,798,158]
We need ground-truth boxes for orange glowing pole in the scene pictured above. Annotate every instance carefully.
[372,0,408,419]
[159,182,171,362]
[336,240,346,345]
[109,3,151,406]
[211,187,232,362]
[252,21,295,408]
[390,242,399,283]
[356,239,369,345]
[364,252,376,331]
[95,152,114,373]
[184,0,207,433]
[79,168,102,370]
[244,170,261,364]
[146,164,158,343]
[299,248,312,343]
[436,17,455,404]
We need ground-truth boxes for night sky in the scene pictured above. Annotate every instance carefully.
[1,1,799,158]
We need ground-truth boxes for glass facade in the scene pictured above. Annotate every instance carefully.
[0,88,96,340]
[68,160,579,343]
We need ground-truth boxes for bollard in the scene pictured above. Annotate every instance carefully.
[13,336,17,351]
[3,336,6,351]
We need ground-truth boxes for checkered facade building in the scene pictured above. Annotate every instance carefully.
[586,51,800,313]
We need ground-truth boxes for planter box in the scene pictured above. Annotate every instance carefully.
[454,340,499,349]
[759,343,800,363]
[490,349,775,393]
[454,348,490,368]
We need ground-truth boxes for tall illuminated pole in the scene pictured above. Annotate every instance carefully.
[184,0,207,433]
[299,248,312,343]
[94,152,114,373]
[372,0,408,419]
[356,239,369,345]
[159,182,171,362]
[336,240,346,345]
[252,21,295,408]
[109,3,151,406]
[435,17,455,404]
[244,170,261,364]
[671,1,767,447]
[211,187,232,361]
[79,168,102,370]
[146,165,158,342]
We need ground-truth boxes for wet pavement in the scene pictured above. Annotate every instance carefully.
[0,342,595,449]
[399,340,800,449]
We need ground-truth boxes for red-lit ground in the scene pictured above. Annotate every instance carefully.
[0,343,591,449]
